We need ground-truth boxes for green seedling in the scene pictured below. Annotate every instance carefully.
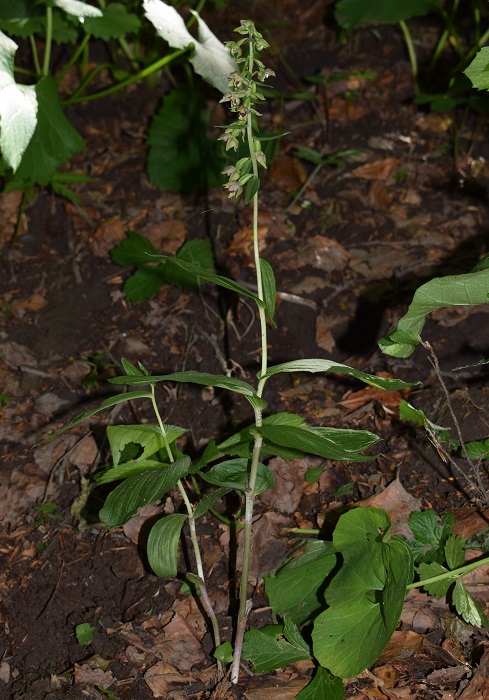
[33,501,62,529]
[75,622,97,646]
[44,18,419,694]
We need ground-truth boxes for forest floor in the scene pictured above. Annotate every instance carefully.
[2,1,489,698]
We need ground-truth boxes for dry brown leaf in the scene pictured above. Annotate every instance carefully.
[244,676,309,700]
[144,219,187,253]
[357,476,421,537]
[339,372,405,411]
[377,631,424,662]
[153,610,206,670]
[371,664,399,688]
[122,504,163,544]
[268,154,307,193]
[351,158,400,181]
[11,293,48,315]
[90,216,126,256]
[259,457,312,513]
[401,589,446,633]
[74,663,114,688]
[144,661,195,698]
[315,315,336,352]
[451,508,489,539]
[457,646,489,699]
[0,341,37,368]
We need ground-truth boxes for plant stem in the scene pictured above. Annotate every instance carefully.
[29,35,42,78]
[57,34,91,83]
[407,554,489,591]
[152,386,222,674]
[399,21,419,96]
[42,6,53,77]
[230,34,269,685]
[62,46,192,105]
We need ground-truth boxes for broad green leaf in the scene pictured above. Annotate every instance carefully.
[145,255,263,307]
[147,85,223,193]
[94,459,168,485]
[296,667,344,700]
[99,456,191,528]
[445,534,466,570]
[202,458,274,495]
[41,390,152,443]
[244,175,260,203]
[147,513,187,578]
[399,401,451,443]
[121,357,149,377]
[258,424,380,462]
[261,359,415,390]
[112,230,158,267]
[335,0,438,31]
[259,258,276,324]
[417,561,452,596]
[106,424,185,466]
[242,623,312,673]
[14,75,85,185]
[123,267,167,302]
[408,510,454,546]
[452,580,489,627]
[0,31,37,171]
[312,508,413,677]
[379,266,489,358]
[193,486,231,518]
[75,622,96,645]
[465,48,489,91]
[84,3,140,39]
[53,0,102,19]
[0,1,44,37]
[265,540,337,625]
[142,0,236,93]
[214,641,233,663]
[166,239,215,289]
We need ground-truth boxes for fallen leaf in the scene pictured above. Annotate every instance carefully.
[377,631,424,662]
[268,154,307,193]
[457,646,489,699]
[315,315,336,352]
[357,476,422,537]
[339,372,407,411]
[350,157,400,181]
[11,293,48,315]
[144,661,195,698]
[91,216,126,256]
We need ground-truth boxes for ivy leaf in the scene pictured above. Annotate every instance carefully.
[147,513,187,578]
[0,31,37,171]
[143,0,236,93]
[84,3,141,40]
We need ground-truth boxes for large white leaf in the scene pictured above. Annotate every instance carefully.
[53,0,103,19]
[143,0,236,93]
[0,31,37,172]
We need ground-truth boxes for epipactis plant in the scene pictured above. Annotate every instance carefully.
[43,19,488,697]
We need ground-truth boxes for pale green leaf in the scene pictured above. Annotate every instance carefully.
[452,580,489,627]
[242,623,312,673]
[201,458,274,495]
[95,459,168,485]
[417,561,452,596]
[142,0,236,93]
[99,456,190,528]
[465,48,489,91]
[147,513,187,578]
[379,266,489,358]
[75,622,96,645]
[0,30,37,171]
[261,358,415,390]
[107,424,186,466]
[53,0,102,19]
[445,534,466,570]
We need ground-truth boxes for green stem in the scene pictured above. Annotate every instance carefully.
[42,6,53,77]
[62,46,192,105]
[152,386,222,675]
[407,555,489,591]
[57,33,91,83]
[29,35,41,78]
[230,34,268,685]
[399,21,419,96]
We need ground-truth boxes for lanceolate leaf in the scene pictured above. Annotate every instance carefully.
[258,424,380,462]
[335,0,438,31]
[95,459,168,485]
[379,266,489,358]
[193,486,230,518]
[260,359,415,390]
[312,508,413,678]
[99,456,191,528]
[40,390,153,443]
[259,258,276,324]
[147,513,187,578]
[145,256,263,306]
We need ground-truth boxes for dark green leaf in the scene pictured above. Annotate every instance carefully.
[296,667,344,700]
[261,358,415,390]
[465,48,489,91]
[147,86,223,193]
[40,390,152,443]
[266,540,337,626]
[165,239,214,289]
[445,534,466,570]
[259,258,276,324]
[193,486,231,518]
[0,0,44,36]
[244,175,260,203]
[111,230,158,267]
[202,458,274,495]
[95,459,168,485]
[214,642,233,663]
[107,424,185,466]
[15,76,85,185]
[99,456,191,528]
[84,3,141,40]
[335,0,438,30]
[452,580,489,627]
[417,562,452,597]
[123,267,167,302]
[242,623,312,673]
[147,513,187,578]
